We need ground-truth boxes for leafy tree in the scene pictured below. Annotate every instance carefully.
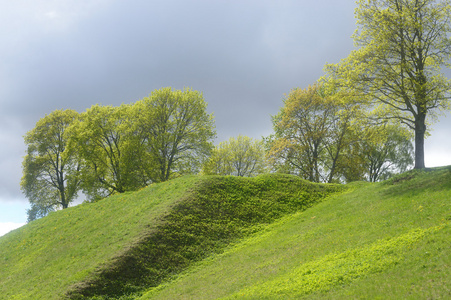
[267,84,331,182]
[67,104,143,201]
[21,109,80,221]
[335,122,414,182]
[133,87,216,182]
[267,83,361,183]
[327,0,451,169]
[202,135,267,177]
[362,125,414,181]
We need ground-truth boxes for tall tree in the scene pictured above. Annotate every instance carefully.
[67,104,143,201]
[133,87,216,182]
[267,83,360,183]
[327,0,451,169]
[202,135,267,177]
[21,109,80,221]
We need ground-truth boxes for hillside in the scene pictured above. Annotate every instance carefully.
[140,167,451,299]
[0,168,449,299]
[0,174,342,299]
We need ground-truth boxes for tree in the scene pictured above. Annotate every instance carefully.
[267,83,361,183]
[21,109,80,221]
[327,0,451,169]
[67,104,143,201]
[335,122,415,182]
[362,125,414,181]
[133,87,216,182]
[202,135,267,177]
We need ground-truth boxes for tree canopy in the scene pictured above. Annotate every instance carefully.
[363,125,414,182]
[266,81,414,183]
[21,109,81,221]
[327,0,451,169]
[134,87,216,182]
[202,135,267,177]
[21,87,216,217]
[267,83,362,183]
[67,104,141,201]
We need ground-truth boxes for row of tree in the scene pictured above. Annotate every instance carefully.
[266,83,414,183]
[265,0,451,179]
[21,83,414,221]
[22,0,451,221]
[21,87,215,221]
[203,83,414,183]
[207,0,451,181]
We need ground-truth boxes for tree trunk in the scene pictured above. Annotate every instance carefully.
[60,189,68,209]
[414,114,426,169]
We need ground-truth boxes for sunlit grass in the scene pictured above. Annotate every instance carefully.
[0,174,341,299]
[1,168,450,299]
[0,175,200,300]
[140,167,451,299]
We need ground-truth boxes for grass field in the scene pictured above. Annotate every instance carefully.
[0,168,450,299]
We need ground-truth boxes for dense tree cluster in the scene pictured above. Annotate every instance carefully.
[265,82,414,183]
[22,87,215,220]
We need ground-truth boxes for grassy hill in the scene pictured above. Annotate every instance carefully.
[0,174,342,299]
[1,168,450,299]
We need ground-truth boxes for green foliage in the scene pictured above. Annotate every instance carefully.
[21,109,80,221]
[362,124,414,181]
[24,87,216,204]
[67,104,143,201]
[133,87,216,182]
[335,123,414,183]
[326,0,451,169]
[202,135,267,177]
[267,82,363,183]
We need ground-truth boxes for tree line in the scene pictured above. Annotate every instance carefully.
[22,0,451,221]
[22,88,215,221]
[266,83,414,184]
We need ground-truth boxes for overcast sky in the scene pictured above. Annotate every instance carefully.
[1,0,450,236]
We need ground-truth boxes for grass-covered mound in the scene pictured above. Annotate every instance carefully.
[139,167,451,299]
[0,174,341,300]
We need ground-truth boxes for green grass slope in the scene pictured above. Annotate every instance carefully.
[0,174,341,300]
[140,167,451,299]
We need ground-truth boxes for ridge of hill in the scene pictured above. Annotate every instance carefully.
[0,174,342,299]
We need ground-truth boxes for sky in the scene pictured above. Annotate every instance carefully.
[1,0,450,237]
